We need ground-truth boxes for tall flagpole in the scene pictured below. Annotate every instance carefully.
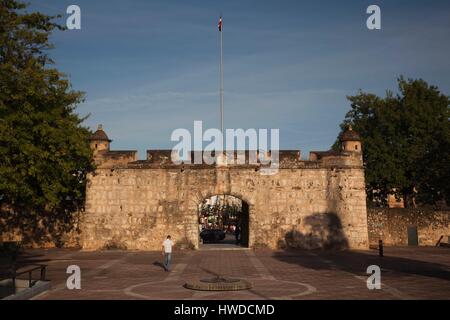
[219,16,224,149]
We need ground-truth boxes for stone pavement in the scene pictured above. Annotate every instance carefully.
[8,246,450,300]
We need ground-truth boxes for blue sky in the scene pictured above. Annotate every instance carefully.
[30,0,450,159]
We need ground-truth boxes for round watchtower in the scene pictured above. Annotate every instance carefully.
[89,124,111,153]
[340,126,362,153]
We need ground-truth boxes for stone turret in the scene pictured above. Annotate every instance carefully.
[89,124,112,154]
[340,126,362,153]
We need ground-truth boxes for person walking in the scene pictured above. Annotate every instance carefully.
[235,225,240,245]
[162,235,174,272]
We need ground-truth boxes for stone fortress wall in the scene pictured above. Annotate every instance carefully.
[367,208,450,246]
[3,126,447,250]
[79,126,369,250]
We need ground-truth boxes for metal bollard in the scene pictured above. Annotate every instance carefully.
[40,265,47,281]
[378,239,384,257]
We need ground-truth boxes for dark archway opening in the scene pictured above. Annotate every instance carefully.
[198,195,249,249]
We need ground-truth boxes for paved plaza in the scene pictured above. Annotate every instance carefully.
[9,246,450,300]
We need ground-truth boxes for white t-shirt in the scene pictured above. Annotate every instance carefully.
[163,239,174,253]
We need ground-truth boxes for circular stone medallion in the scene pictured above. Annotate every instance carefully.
[184,276,252,291]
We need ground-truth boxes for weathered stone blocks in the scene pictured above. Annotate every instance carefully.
[79,153,370,250]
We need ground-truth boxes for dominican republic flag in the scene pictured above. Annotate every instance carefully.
[218,17,222,31]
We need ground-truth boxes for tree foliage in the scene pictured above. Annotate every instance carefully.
[0,1,94,245]
[335,77,450,208]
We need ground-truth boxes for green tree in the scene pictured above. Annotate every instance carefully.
[335,77,450,208]
[0,0,94,245]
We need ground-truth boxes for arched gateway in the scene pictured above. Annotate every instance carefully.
[80,125,369,250]
[198,195,249,248]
